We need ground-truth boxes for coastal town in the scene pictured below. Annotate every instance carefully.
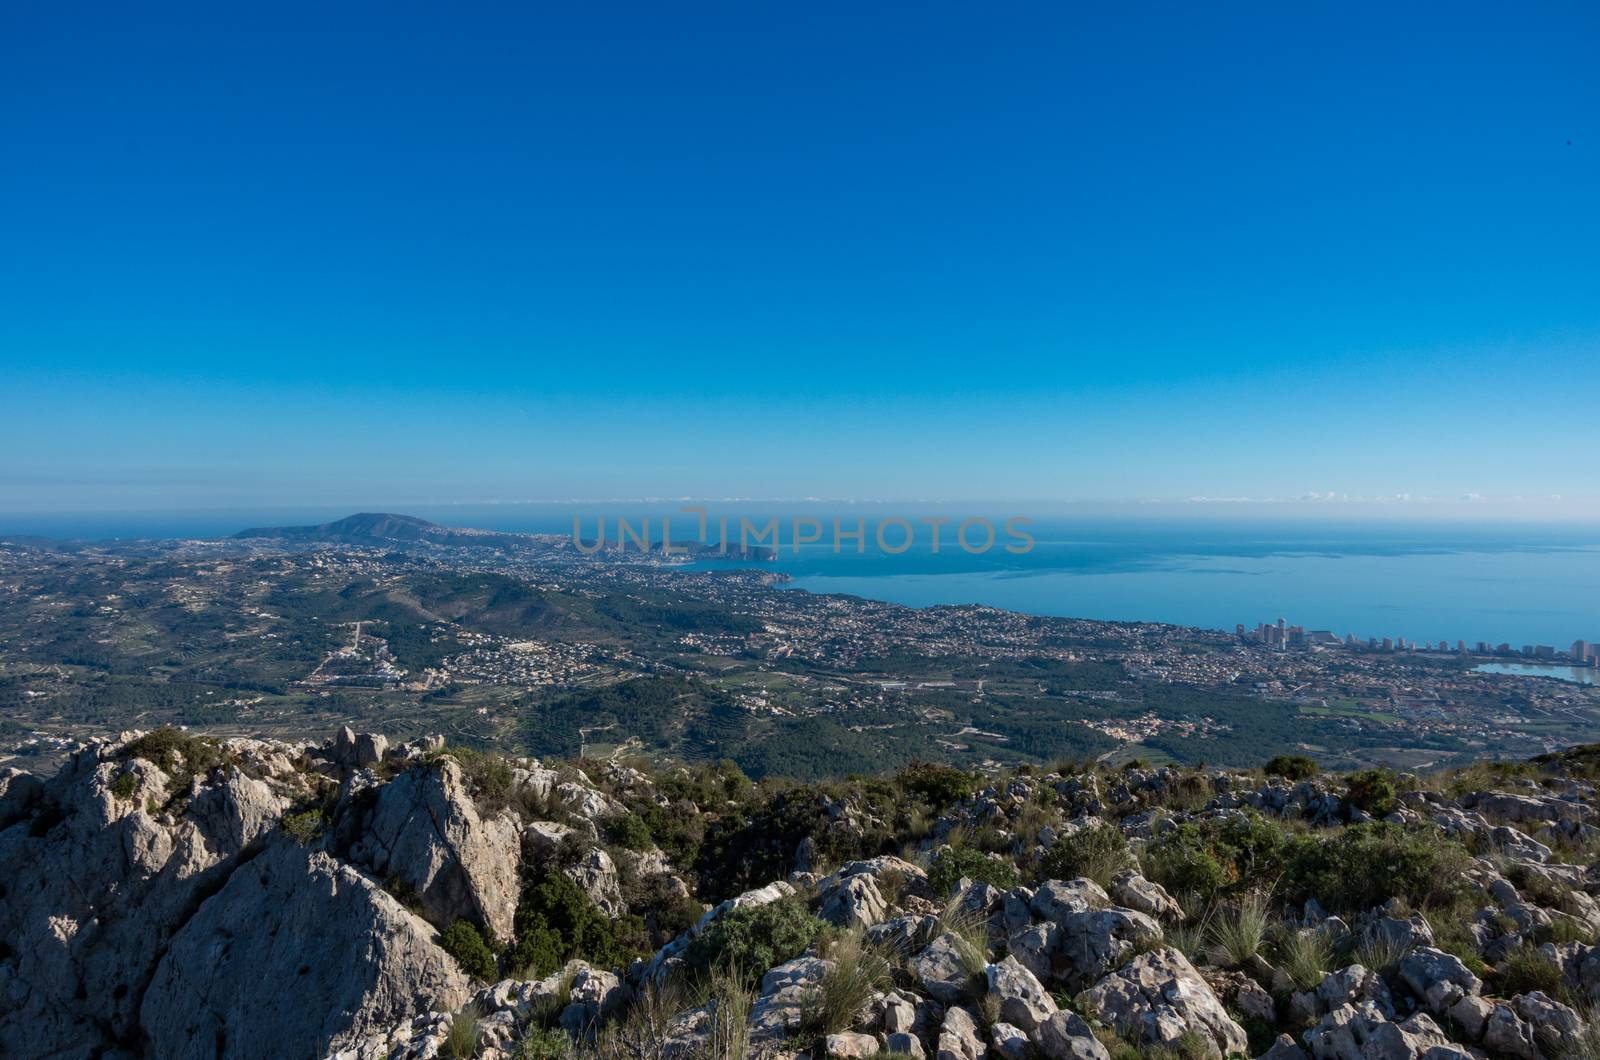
[2,523,1597,776]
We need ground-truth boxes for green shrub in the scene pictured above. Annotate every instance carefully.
[604,811,653,852]
[280,808,327,846]
[441,920,499,981]
[1344,769,1399,817]
[1142,827,1228,901]
[512,1027,576,1059]
[896,762,977,809]
[509,874,643,978]
[109,771,139,801]
[1038,823,1135,887]
[928,847,1019,898]
[1281,822,1469,915]
[120,727,225,776]
[1493,948,1567,1000]
[685,894,821,977]
[1264,755,1319,781]
[448,746,515,804]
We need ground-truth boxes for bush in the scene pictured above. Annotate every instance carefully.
[280,808,327,846]
[120,727,225,776]
[109,771,139,801]
[509,874,643,978]
[1344,769,1399,817]
[1281,823,1469,915]
[1142,827,1228,902]
[1038,823,1135,887]
[604,811,653,852]
[685,894,821,977]
[448,746,515,805]
[928,847,1019,898]
[512,1027,576,1059]
[1493,949,1567,1000]
[1264,755,1319,781]
[441,920,499,981]
[896,762,976,809]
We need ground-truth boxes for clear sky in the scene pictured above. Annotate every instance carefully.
[2,3,1597,516]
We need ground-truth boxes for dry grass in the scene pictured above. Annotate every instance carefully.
[1205,894,1269,968]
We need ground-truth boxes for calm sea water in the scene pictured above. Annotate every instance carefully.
[4,507,1597,649]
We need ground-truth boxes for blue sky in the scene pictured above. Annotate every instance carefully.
[2,3,1597,515]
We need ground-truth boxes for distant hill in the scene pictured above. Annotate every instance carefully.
[233,512,453,544]
[233,511,773,559]
[231,512,544,550]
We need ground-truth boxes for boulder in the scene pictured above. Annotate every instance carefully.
[828,1030,884,1058]
[1447,996,1493,1042]
[1034,1010,1112,1060]
[1259,1034,1310,1060]
[986,955,1058,1032]
[559,963,628,1038]
[911,932,981,1004]
[1303,1003,1473,1060]
[1031,878,1111,921]
[990,1022,1032,1060]
[565,846,624,917]
[887,1030,930,1058]
[1078,946,1248,1060]
[937,1004,986,1060]
[749,955,832,1043]
[869,914,940,955]
[1397,948,1481,1014]
[1110,870,1184,921]
[1482,1003,1540,1060]
[1056,908,1163,987]
[818,871,889,929]
[1514,991,1584,1056]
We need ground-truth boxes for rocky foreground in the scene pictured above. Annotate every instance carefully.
[5,731,1600,1060]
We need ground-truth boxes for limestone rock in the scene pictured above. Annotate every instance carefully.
[750,955,832,1043]
[985,955,1057,1033]
[355,758,522,941]
[1034,1010,1112,1060]
[141,841,469,1059]
[1031,878,1111,921]
[911,932,981,1004]
[818,871,889,929]
[937,1004,987,1060]
[1078,946,1249,1060]
[828,1030,884,1058]
[990,1022,1032,1060]
[1110,870,1184,921]
[1397,948,1481,1015]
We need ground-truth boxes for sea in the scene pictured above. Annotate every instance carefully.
[4,505,1598,650]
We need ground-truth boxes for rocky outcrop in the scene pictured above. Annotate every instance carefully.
[1303,1003,1473,1060]
[141,840,469,1058]
[0,745,292,1058]
[1078,946,1249,1060]
[352,757,522,941]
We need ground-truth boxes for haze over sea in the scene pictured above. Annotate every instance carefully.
[6,507,1597,651]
